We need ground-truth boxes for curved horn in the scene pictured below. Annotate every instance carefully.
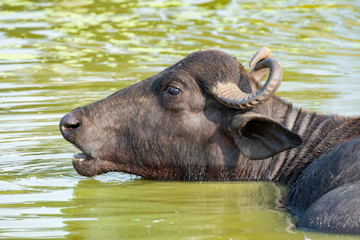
[250,47,272,83]
[211,58,282,110]
[249,47,272,68]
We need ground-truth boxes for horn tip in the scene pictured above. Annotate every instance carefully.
[249,47,272,68]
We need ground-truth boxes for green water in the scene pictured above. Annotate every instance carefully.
[1,0,360,239]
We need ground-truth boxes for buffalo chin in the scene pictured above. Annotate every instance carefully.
[72,152,120,177]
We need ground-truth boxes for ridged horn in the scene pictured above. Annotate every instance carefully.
[211,58,282,110]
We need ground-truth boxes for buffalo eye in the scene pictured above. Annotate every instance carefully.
[166,86,181,96]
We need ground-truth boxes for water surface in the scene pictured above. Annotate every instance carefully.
[1,0,360,239]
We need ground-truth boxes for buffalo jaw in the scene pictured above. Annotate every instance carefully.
[71,152,125,177]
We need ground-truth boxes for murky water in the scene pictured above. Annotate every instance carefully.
[1,0,360,239]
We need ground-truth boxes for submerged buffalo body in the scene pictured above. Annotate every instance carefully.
[60,48,360,234]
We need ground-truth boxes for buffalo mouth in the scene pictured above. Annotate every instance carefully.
[72,151,120,177]
[73,152,92,162]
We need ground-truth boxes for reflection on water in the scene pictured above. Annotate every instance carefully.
[65,180,292,239]
[1,0,360,239]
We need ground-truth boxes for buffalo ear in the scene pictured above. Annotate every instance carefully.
[229,113,302,160]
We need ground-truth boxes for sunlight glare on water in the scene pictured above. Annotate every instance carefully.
[0,0,360,239]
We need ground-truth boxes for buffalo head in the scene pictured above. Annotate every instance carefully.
[60,48,302,180]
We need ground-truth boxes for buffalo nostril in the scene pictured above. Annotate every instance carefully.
[63,122,80,131]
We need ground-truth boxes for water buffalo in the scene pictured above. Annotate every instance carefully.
[60,48,360,234]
